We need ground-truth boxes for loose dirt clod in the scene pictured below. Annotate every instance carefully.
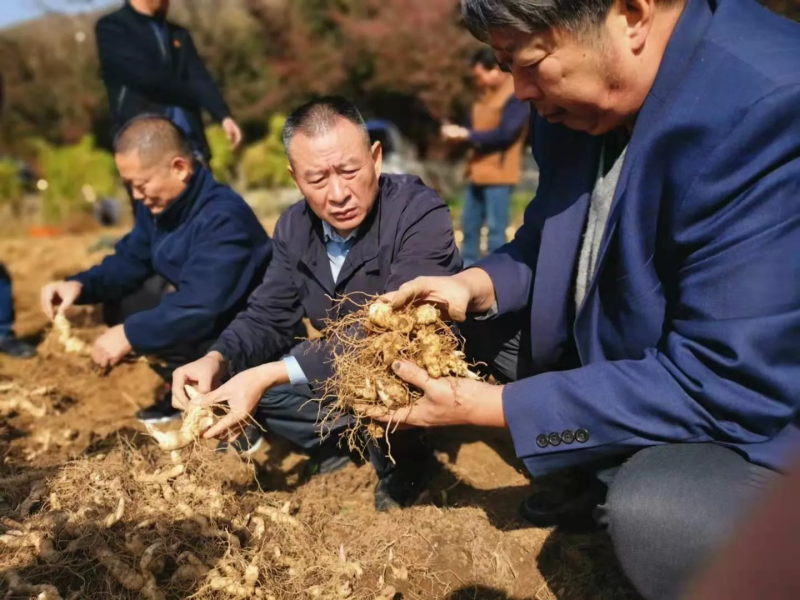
[319,296,479,450]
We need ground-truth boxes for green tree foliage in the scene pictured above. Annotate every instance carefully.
[34,135,117,224]
[240,115,294,189]
[206,124,237,184]
[0,159,23,215]
[0,0,796,158]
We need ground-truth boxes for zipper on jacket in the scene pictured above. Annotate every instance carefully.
[116,86,128,114]
[152,26,168,61]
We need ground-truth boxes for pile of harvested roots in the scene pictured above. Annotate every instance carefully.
[319,298,477,445]
[0,443,390,600]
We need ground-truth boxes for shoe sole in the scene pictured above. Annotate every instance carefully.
[137,415,181,425]
[217,436,265,456]
[239,436,264,456]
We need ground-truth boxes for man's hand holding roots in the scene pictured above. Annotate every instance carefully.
[356,360,506,429]
[346,269,507,430]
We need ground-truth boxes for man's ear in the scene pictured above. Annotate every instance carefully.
[287,162,299,189]
[371,141,383,177]
[172,155,193,182]
[617,0,656,54]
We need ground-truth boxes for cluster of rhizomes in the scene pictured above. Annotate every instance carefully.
[320,299,478,444]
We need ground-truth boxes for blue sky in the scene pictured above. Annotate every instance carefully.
[1,0,115,29]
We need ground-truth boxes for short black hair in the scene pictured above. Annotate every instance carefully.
[113,114,193,166]
[461,0,683,41]
[471,47,499,70]
[282,96,369,155]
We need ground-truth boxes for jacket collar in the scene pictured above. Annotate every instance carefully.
[300,176,386,294]
[155,165,209,231]
[123,1,168,24]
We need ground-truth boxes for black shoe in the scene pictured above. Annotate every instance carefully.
[302,442,353,479]
[216,422,264,456]
[519,477,607,530]
[374,466,430,512]
[136,393,181,424]
[0,334,36,359]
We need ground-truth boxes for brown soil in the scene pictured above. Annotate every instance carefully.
[0,230,638,600]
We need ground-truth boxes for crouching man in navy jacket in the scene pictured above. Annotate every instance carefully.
[171,97,462,511]
[41,116,271,424]
[366,0,800,597]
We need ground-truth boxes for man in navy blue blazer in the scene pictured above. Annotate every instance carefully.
[369,0,800,597]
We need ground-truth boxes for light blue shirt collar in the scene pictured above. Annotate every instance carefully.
[322,220,357,244]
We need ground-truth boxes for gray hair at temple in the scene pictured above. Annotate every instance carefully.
[460,0,679,40]
[282,96,370,158]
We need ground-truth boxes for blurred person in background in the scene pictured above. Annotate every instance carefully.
[0,73,36,360]
[366,0,800,597]
[40,117,271,424]
[171,97,462,511]
[95,0,243,164]
[0,265,36,360]
[442,48,529,267]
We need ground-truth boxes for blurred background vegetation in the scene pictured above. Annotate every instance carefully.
[0,0,797,228]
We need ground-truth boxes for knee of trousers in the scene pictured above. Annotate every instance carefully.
[603,444,754,600]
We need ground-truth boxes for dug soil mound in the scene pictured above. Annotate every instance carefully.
[0,232,637,599]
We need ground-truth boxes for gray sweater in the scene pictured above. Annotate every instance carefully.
[574,144,628,309]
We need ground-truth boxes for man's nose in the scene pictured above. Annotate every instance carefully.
[327,176,349,204]
[513,72,544,102]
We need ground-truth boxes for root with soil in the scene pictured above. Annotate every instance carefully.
[145,385,216,452]
[318,296,479,453]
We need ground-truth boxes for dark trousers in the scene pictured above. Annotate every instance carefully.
[461,315,781,600]
[104,275,211,380]
[255,382,430,479]
[0,264,14,338]
[598,443,778,600]
[461,184,513,267]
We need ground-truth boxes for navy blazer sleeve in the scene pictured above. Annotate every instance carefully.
[183,32,231,123]
[69,207,155,305]
[210,215,303,376]
[120,208,270,354]
[468,97,529,153]
[482,86,800,474]
[95,18,200,110]
[290,191,462,386]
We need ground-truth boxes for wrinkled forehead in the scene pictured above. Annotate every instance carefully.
[488,26,555,60]
[289,123,371,171]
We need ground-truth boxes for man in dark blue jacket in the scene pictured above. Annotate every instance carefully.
[172,97,462,510]
[41,116,271,423]
[96,0,242,162]
[368,0,800,597]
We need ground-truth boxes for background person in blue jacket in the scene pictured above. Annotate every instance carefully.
[95,0,243,163]
[363,0,800,598]
[40,116,271,425]
[171,97,462,511]
[441,48,529,267]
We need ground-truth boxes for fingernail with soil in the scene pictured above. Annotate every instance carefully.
[392,361,401,372]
